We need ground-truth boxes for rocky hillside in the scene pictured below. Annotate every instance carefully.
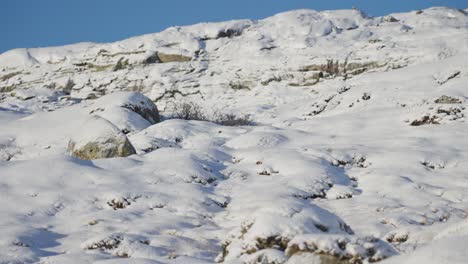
[1,7,468,264]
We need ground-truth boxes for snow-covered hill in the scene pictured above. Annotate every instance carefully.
[1,6,467,264]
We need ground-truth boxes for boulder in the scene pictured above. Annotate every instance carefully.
[67,116,136,160]
[89,92,160,133]
[434,95,462,104]
[95,107,152,134]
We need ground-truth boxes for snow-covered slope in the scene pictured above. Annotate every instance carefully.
[1,7,468,264]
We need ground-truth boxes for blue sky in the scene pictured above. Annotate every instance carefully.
[2,0,467,53]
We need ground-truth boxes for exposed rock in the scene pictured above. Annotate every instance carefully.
[261,76,282,86]
[385,231,409,245]
[67,116,136,160]
[62,79,75,94]
[12,240,29,248]
[410,115,440,126]
[113,57,130,71]
[434,95,462,104]
[95,107,152,134]
[436,106,464,118]
[368,39,382,43]
[383,16,399,23]
[201,24,249,40]
[254,236,290,252]
[0,85,16,93]
[435,70,461,85]
[0,71,22,82]
[409,103,465,126]
[346,61,382,75]
[331,155,369,168]
[119,95,160,124]
[143,52,159,64]
[229,80,253,90]
[216,28,244,38]
[285,235,397,263]
[299,60,384,79]
[156,52,191,63]
[85,92,102,100]
[421,160,445,170]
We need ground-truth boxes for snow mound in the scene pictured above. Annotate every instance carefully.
[0,49,39,68]
[90,91,160,124]
[382,236,468,264]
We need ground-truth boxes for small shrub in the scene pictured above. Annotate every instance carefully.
[172,102,252,126]
[213,112,251,126]
[173,102,207,121]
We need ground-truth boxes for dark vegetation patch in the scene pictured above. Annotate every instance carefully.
[172,102,252,126]
[410,115,440,126]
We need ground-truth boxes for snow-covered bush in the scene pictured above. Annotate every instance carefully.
[172,102,206,121]
[172,102,251,126]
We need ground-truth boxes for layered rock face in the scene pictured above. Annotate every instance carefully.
[1,8,467,112]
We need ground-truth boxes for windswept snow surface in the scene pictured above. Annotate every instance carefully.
[1,7,468,264]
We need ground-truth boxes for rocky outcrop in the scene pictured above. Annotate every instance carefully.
[434,95,462,104]
[117,92,160,124]
[299,60,385,79]
[67,116,136,160]
[155,52,192,63]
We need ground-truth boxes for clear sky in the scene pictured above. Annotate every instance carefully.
[2,0,467,53]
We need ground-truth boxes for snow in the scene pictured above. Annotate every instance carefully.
[382,236,468,264]
[1,6,468,264]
